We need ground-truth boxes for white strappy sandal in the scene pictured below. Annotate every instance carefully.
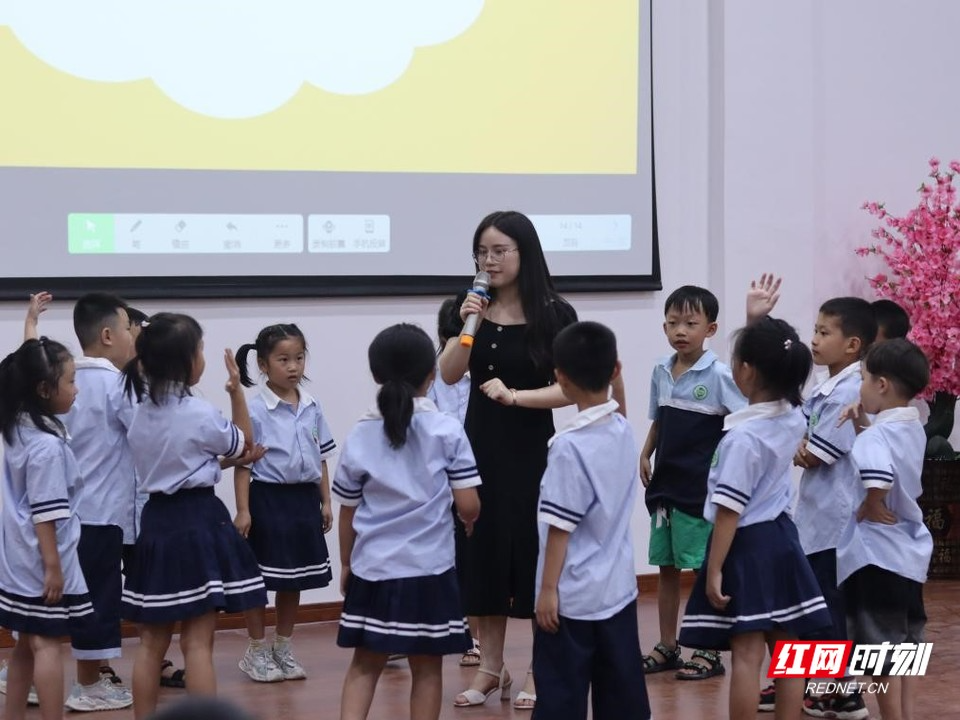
[452,665,511,707]
[513,670,536,710]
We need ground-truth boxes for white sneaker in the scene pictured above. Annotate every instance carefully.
[64,678,133,712]
[238,644,283,683]
[0,660,40,706]
[272,642,307,680]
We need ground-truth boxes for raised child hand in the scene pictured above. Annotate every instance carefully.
[224,349,241,392]
[24,291,53,341]
[28,291,53,322]
[746,273,782,324]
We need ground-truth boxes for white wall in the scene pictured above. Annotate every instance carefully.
[2,1,958,607]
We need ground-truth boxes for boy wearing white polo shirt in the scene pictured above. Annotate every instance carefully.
[532,321,651,720]
[837,339,932,720]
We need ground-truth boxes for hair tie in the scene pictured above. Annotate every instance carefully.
[140,320,150,328]
[783,339,793,351]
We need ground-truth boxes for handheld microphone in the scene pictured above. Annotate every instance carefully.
[459,271,491,348]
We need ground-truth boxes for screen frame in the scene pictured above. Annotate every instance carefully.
[0,2,660,301]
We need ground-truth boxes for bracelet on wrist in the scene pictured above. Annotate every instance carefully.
[510,389,518,406]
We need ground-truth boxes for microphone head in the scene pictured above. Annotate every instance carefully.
[473,271,491,292]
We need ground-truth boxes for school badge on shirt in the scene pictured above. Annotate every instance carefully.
[693,384,709,401]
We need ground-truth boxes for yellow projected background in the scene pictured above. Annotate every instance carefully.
[0,1,638,174]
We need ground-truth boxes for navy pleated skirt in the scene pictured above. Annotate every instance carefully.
[248,481,332,592]
[337,568,472,656]
[121,487,266,624]
[679,513,832,650]
[0,588,95,638]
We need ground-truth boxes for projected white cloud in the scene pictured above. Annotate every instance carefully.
[0,0,484,118]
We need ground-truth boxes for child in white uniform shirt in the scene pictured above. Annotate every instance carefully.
[233,323,336,683]
[334,323,480,720]
[679,318,831,720]
[792,298,876,719]
[121,313,266,720]
[0,338,93,720]
[532,321,651,720]
[837,339,932,720]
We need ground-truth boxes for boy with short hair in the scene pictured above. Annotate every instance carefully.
[837,338,932,720]
[791,296,876,719]
[533,321,651,720]
[871,299,910,341]
[640,286,745,680]
[29,292,137,711]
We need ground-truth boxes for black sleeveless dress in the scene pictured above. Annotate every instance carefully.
[456,301,576,618]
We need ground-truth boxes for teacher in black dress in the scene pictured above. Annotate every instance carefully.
[441,211,622,710]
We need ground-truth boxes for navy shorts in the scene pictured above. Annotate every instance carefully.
[72,524,124,659]
[532,600,651,720]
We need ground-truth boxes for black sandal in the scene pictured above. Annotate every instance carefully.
[99,666,122,685]
[675,649,725,680]
[642,642,683,673]
[159,660,186,689]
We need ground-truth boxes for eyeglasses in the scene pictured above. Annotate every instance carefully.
[473,247,519,264]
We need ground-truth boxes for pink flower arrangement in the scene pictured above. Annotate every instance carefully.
[859,157,960,400]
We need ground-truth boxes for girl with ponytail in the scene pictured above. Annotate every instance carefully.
[678,317,833,720]
[0,338,94,720]
[333,323,481,720]
[232,323,336,684]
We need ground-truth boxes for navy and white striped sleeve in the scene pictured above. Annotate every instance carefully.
[805,397,856,466]
[446,427,480,490]
[315,406,337,460]
[198,402,245,460]
[26,441,71,524]
[709,434,761,515]
[538,440,593,533]
[852,429,895,490]
[331,437,364,507]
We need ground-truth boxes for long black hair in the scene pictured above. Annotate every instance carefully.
[235,324,307,388]
[123,312,203,404]
[732,317,812,407]
[368,324,436,449]
[0,338,72,443]
[471,211,572,372]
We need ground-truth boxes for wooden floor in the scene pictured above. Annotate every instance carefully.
[2,580,956,719]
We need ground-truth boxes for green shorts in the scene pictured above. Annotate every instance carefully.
[648,506,712,570]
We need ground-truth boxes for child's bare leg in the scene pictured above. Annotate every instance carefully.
[901,675,918,720]
[275,591,299,638]
[408,655,442,720]
[133,623,173,720]
[340,647,388,720]
[244,606,266,641]
[179,612,217,696]
[875,675,902,720]
[728,632,765,720]
[5,634,35,720]
[28,634,64,720]
[657,565,681,650]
